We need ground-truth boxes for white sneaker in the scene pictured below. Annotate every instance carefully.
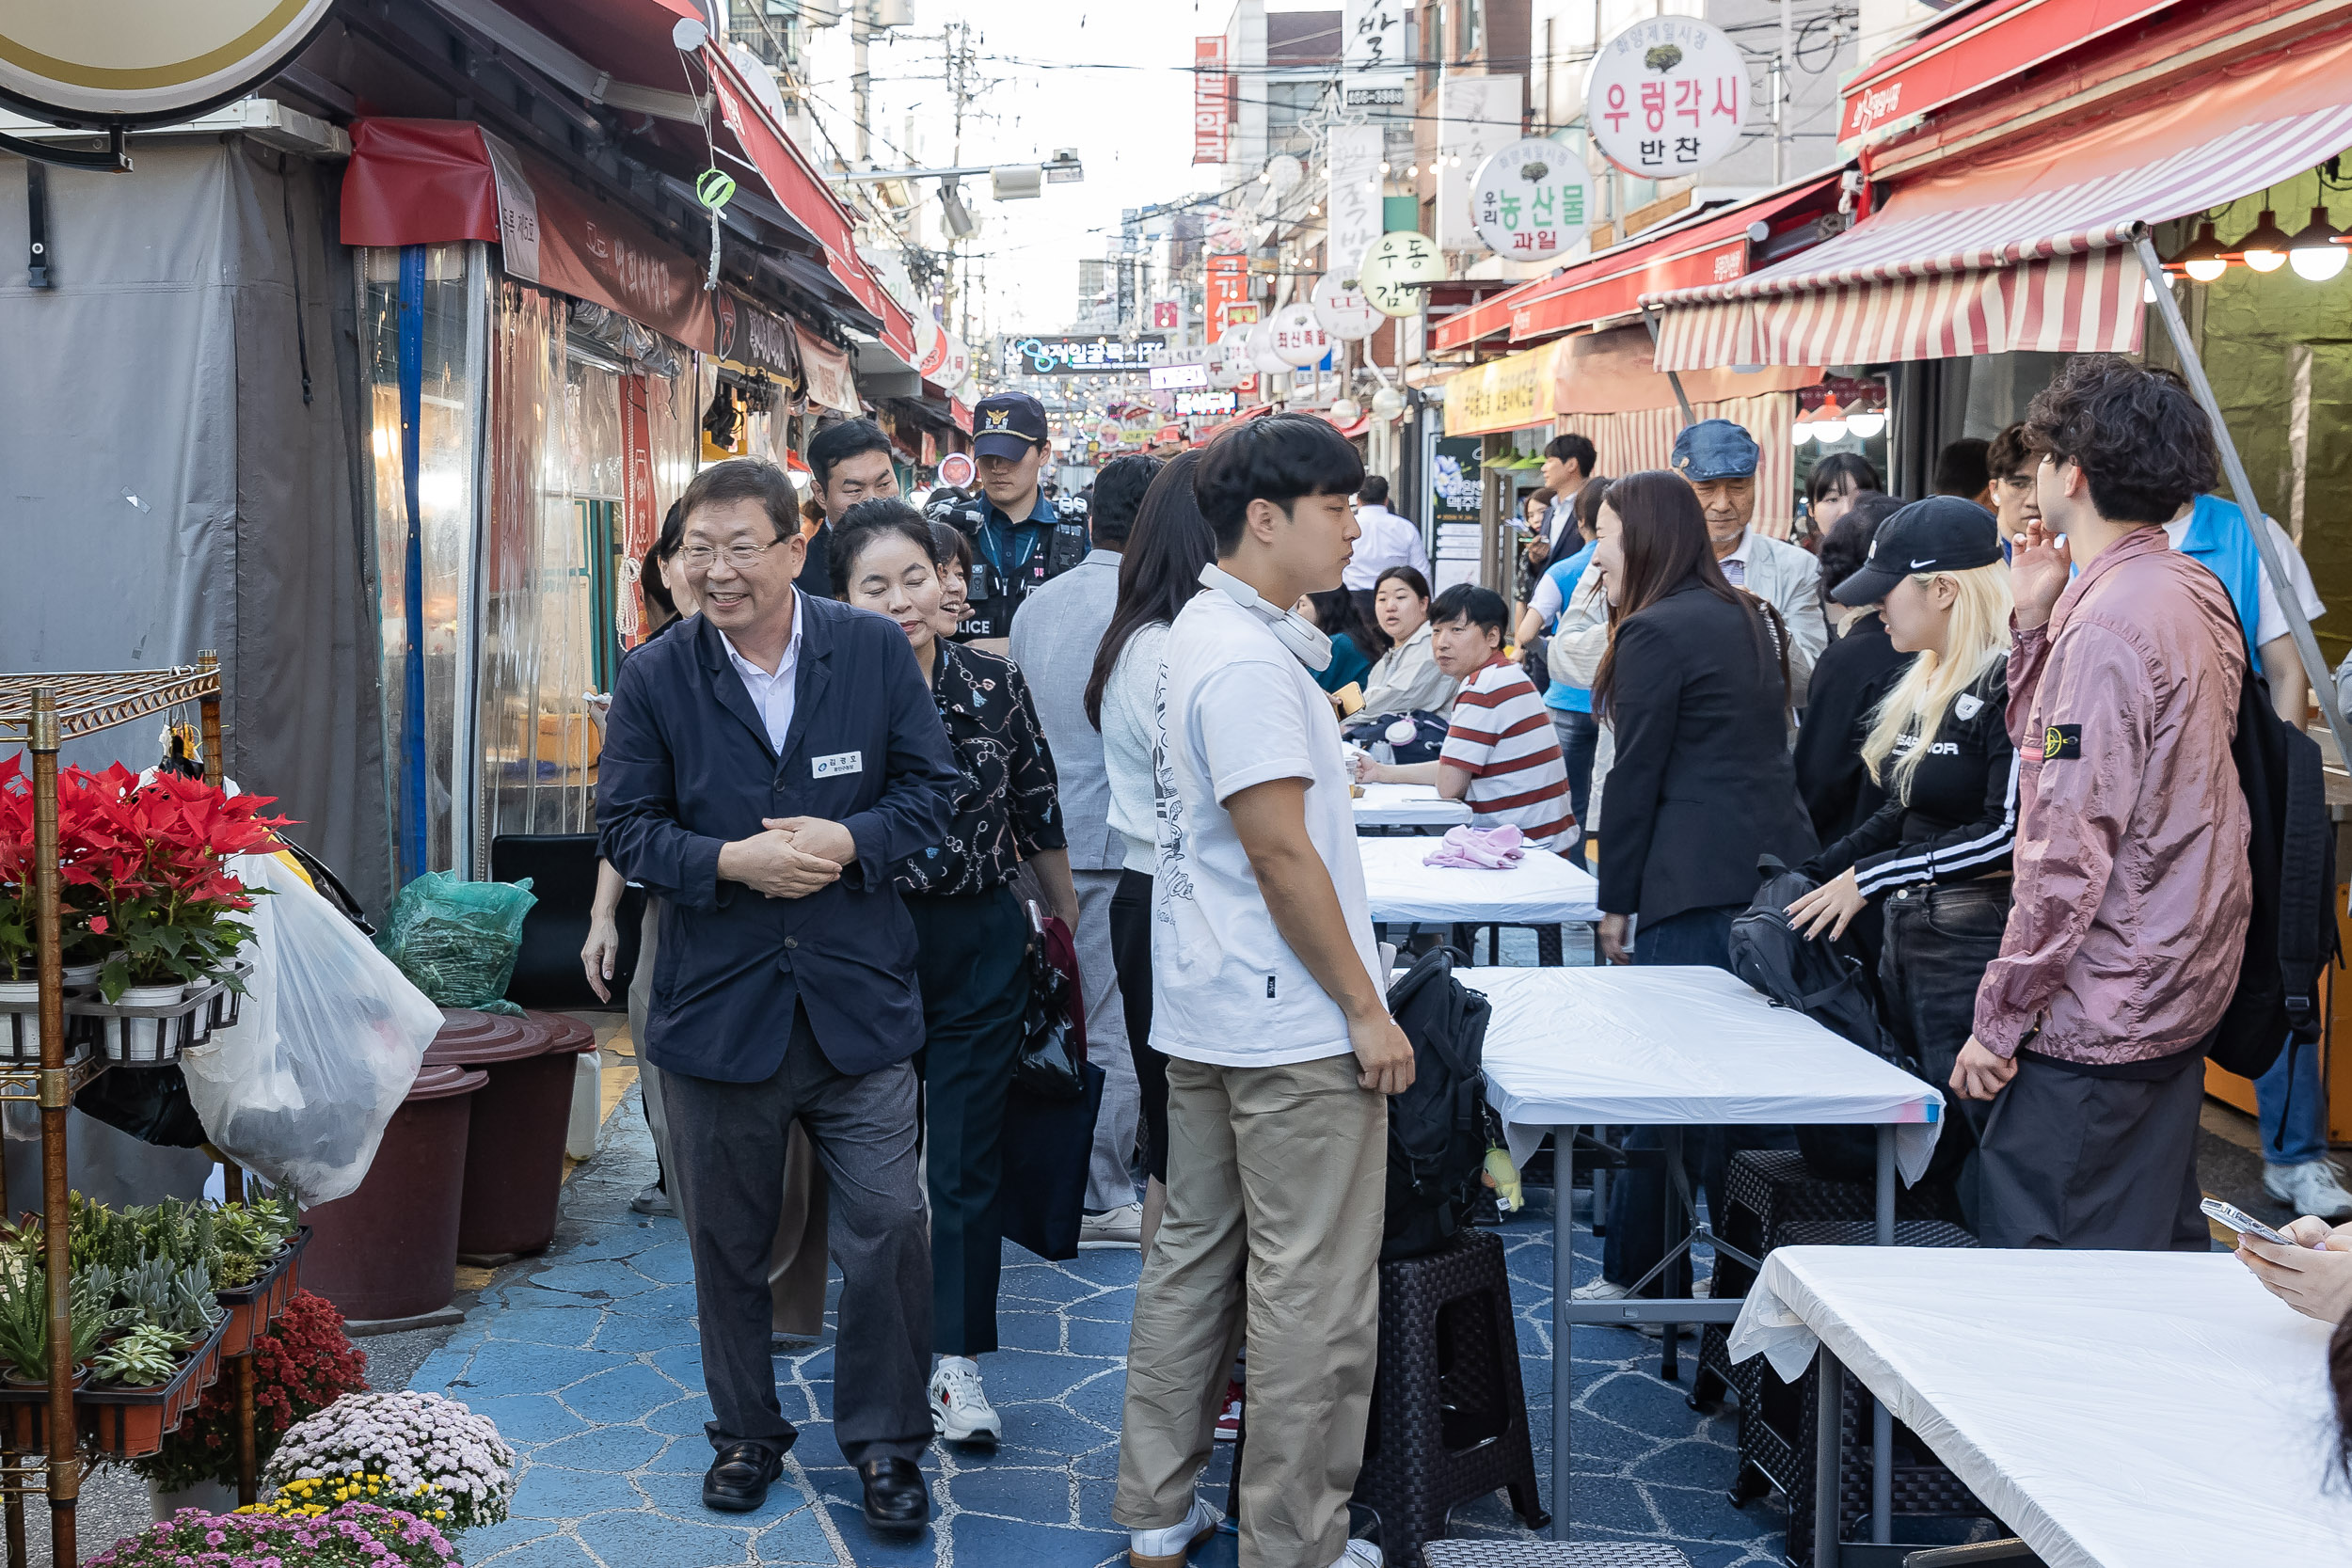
[1128,1495,1221,1568]
[2265,1159,2352,1222]
[928,1356,1001,1445]
[1079,1202,1145,1249]
[1329,1542,1381,1568]
[1568,1278,1631,1303]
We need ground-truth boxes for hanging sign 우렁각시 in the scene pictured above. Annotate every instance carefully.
[1584,17,1747,181]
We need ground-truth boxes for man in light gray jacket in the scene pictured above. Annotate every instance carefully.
[1672,420,1826,708]
[1007,454,1162,1247]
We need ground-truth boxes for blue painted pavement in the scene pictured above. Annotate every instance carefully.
[406,1082,1791,1568]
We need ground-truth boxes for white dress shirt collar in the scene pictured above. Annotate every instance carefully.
[720,589,806,754]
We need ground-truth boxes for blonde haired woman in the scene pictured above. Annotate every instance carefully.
[1786,498,2016,1219]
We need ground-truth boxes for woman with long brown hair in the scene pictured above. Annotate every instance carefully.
[1578,471,1818,1307]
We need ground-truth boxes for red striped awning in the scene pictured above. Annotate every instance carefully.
[1647,77,2352,368]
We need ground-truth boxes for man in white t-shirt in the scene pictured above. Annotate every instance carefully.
[1114,416,1413,1568]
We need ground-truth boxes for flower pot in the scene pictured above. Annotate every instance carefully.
[0,980,44,1063]
[59,960,103,990]
[427,1010,599,1262]
[149,1477,238,1521]
[299,1065,488,1323]
[100,983,199,1064]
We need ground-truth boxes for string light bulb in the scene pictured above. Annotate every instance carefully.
[2239,208,2293,273]
[2175,220,2231,283]
[2288,206,2348,281]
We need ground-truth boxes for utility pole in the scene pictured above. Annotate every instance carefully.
[851,1,873,166]
[938,21,978,335]
[1774,0,1792,183]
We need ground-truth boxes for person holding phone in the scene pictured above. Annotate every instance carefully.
[2234,1212,2352,1323]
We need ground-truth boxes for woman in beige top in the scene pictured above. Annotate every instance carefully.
[1359,566,1459,717]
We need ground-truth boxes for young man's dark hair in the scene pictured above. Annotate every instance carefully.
[677,457,801,542]
[806,418,894,491]
[1089,454,1163,548]
[1429,583,1509,642]
[1986,420,2033,480]
[2022,354,2219,522]
[1544,432,1597,473]
[1357,474,1391,506]
[1931,437,1992,499]
[1194,415,1366,554]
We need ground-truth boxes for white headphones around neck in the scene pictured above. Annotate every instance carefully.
[1199,562,1333,673]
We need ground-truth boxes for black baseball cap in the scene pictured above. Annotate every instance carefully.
[973,391,1049,461]
[1831,495,2003,606]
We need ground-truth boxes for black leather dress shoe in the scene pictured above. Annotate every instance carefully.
[858,1457,929,1531]
[703,1438,787,1513]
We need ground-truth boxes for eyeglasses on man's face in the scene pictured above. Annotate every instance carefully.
[677,539,783,571]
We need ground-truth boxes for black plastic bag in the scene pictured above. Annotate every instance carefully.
[74,1065,210,1148]
[1013,905,1089,1101]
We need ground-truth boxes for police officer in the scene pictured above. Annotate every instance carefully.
[958,392,1090,652]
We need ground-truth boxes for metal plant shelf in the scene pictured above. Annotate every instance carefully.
[0,1052,105,1103]
[0,667,220,746]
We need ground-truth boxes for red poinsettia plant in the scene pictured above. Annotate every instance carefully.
[0,759,291,998]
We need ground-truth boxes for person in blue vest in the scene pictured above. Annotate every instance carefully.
[2166,488,2347,1221]
[954,391,1091,652]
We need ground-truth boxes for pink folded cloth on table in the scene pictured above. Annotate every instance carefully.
[1422,823,1524,869]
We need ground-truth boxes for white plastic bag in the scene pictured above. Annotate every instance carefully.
[180,853,442,1206]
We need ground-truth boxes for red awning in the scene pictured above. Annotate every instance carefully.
[1193,404,1275,444]
[1432,175,1842,352]
[703,48,896,334]
[1837,0,2186,150]
[1648,33,2352,369]
[342,118,717,351]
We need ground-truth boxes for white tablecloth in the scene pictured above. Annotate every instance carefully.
[1355,836,1600,925]
[1350,783,1472,827]
[1729,1246,2352,1567]
[1465,965,1944,1181]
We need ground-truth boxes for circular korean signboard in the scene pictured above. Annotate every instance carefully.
[1267,302,1329,368]
[1359,231,1446,318]
[913,315,945,377]
[1584,18,1749,181]
[0,0,339,124]
[936,451,977,488]
[1311,274,1382,341]
[1470,137,1593,262]
[1247,320,1291,375]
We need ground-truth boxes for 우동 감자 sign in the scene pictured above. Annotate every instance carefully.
[1470,137,1591,261]
[1585,17,1748,181]
[1359,231,1446,317]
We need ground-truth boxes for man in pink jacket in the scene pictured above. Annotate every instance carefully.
[1952,356,2250,1250]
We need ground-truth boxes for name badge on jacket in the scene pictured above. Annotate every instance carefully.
[813,751,864,779]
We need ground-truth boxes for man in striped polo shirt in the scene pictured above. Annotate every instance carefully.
[1350,585,1574,848]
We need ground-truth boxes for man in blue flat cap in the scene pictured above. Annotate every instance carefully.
[1671,419,1828,706]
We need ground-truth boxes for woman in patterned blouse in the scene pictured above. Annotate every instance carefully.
[830,499,1076,1450]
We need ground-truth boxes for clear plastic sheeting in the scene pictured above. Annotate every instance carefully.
[1351,783,1472,828]
[1727,1246,2352,1567]
[181,854,441,1207]
[1465,965,1943,1179]
[1355,836,1600,924]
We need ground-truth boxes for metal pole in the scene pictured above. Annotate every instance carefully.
[850,6,872,166]
[1640,306,1698,427]
[1775,0,1792,185]
[194,653,247,1207]
[1551,1130,1573,1541]
[2132,235,2352,766]
[1815,1346,1842,1568]
[1872,1127,1895,1544]
[29,691,74,1566]
[235,1356,259,1506]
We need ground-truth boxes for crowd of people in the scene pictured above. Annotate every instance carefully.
[579,361,2352,1561]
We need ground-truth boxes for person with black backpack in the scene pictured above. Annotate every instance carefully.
[1952,356,2251,1251]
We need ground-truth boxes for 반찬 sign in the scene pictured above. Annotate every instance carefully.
[1585,18,1748,180]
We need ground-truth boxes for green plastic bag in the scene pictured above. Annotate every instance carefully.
[373,871,537,1011]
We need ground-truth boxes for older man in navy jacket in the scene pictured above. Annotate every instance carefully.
[598,459,959,1532]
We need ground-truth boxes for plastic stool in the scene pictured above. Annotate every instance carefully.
[1349,1229,1548,1568]
[1423,1542,1693,1567]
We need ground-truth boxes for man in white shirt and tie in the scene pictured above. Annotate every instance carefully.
[1341,474,1429,625]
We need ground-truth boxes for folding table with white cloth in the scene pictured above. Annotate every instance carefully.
[1729,1246,2352,1567]
[1466,965,1943,1544]
[1351,781,1473,831]
[1355,834,1601,964]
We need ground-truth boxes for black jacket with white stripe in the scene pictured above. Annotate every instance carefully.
[1803,656,2016,896]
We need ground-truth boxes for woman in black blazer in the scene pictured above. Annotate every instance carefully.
[1591,471,1818,968]
[1582,471,1819,1305]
